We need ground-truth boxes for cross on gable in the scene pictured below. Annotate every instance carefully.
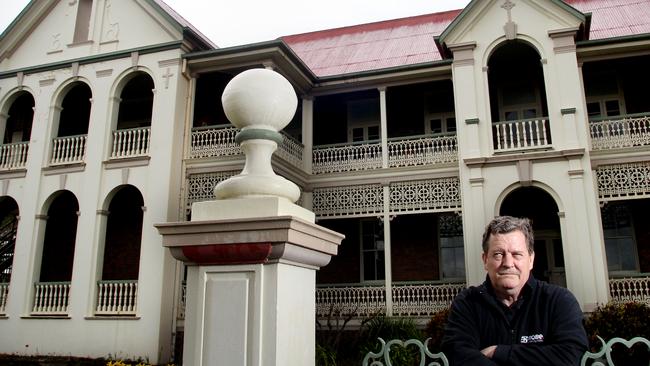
[162,67,174,89]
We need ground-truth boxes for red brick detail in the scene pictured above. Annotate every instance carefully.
[181,243,273,265]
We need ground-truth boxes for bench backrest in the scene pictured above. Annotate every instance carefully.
[362,336,650,366]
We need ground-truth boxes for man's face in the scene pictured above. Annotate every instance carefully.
[482,230,534,300]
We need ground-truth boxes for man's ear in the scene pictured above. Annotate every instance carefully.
[529,251,535,270]
[482,252,488,270]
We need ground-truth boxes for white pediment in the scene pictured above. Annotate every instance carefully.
[0,0,189,71]
[439,0,586,50]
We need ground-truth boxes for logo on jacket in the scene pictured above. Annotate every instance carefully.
[520,334,544,344]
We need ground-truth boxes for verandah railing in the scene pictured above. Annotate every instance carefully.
[189,125,303,169]
[32,281,71,315]
[590,113,650,150]
[95,280,138,315]
[315,282,466,318]
[493,117,551,152]
[312,141,383,174]
[388,134,457,168]
[50,134,87,165]
[392,282,466,315]
[111,127,150,158]
[0,141,29,169]
[609,275,650,306]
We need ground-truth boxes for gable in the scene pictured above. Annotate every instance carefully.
[438,0,586,49]
[0,0,209,72]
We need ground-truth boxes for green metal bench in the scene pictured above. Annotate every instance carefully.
[362,336,650,366]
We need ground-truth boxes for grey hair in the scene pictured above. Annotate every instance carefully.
[481,216,534,254]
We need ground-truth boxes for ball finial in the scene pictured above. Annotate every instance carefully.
[214,69,301,202]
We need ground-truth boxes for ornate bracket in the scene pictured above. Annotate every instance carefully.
[581,336,650,366]
[362,337,449,366]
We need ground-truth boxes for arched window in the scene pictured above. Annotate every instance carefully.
[488,42,551,151]
[101,185,144,280]
[111,73,153,159]
[0,197,19,284]
[40,191,79,282]
[4,92,34,144]
[116,72,154,130]
[58,82,92,137]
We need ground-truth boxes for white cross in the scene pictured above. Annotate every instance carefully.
[162,67,174,89]
[501,0,516,21]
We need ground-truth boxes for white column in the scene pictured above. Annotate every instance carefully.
[301,97,314,174]
[379,87,388,169]
[382,184,393,316]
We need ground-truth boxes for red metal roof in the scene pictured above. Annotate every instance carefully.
[282,10,460,77]
[568,0,650,40]
[281,0,650,77]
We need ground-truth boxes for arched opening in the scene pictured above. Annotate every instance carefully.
[0,197,19,284]
[116,72,154,130]
[4,92,34,144]
[58,82,92,137]
[101,185,144,280]
[40,191,79,282]
[488,41,551,150]
[499,186,565,287]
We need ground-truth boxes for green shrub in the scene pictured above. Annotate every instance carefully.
[358,316,424,366]
[316,343,337,366]
[584,302,650,366]
[424,307,450,351]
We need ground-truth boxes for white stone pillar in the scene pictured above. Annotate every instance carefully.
[302,97,314,174]
[156,69,343,366]
[382,184,393,316]
[379,87,388,168]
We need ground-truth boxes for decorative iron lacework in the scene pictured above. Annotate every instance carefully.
[597,162,650,200]
[312,184,384,218]
[185,171,238,217]
[439,213,463,237]
[389,178,461,214]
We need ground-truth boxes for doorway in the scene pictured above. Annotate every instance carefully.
[499,186,566,287]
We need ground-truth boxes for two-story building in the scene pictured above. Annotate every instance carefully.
[0,0,649,363]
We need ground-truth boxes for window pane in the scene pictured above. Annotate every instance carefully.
[430,119,442,134]
[352,127,364,142]
[505,111,518,121]
[367,125,380,140]
[605,100,620,116]
[587,102,601,118]
[446,117,457,133]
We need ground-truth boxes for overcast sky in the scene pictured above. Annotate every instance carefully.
[1,0,471,48]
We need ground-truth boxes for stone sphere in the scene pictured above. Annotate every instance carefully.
[221,68,298,131]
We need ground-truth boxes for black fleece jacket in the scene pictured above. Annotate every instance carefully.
[441,276,588,366]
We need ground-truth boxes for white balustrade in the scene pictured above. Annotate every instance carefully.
[609,276,650,306]
[277,131,304,169]
[50,134,87,165]
[0,142,29,169]
[590,114,650,150]
[388,134,458,168]
[111,127,150,158]
[316,282,465,318]
[189,125,241,158]
[0,282,8,314]
[95,280,138,315]
[312,141,383,174]
[493,118,551,152]
[316,284,386,318]
[392,282,465,316]
[32,282,71,315]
